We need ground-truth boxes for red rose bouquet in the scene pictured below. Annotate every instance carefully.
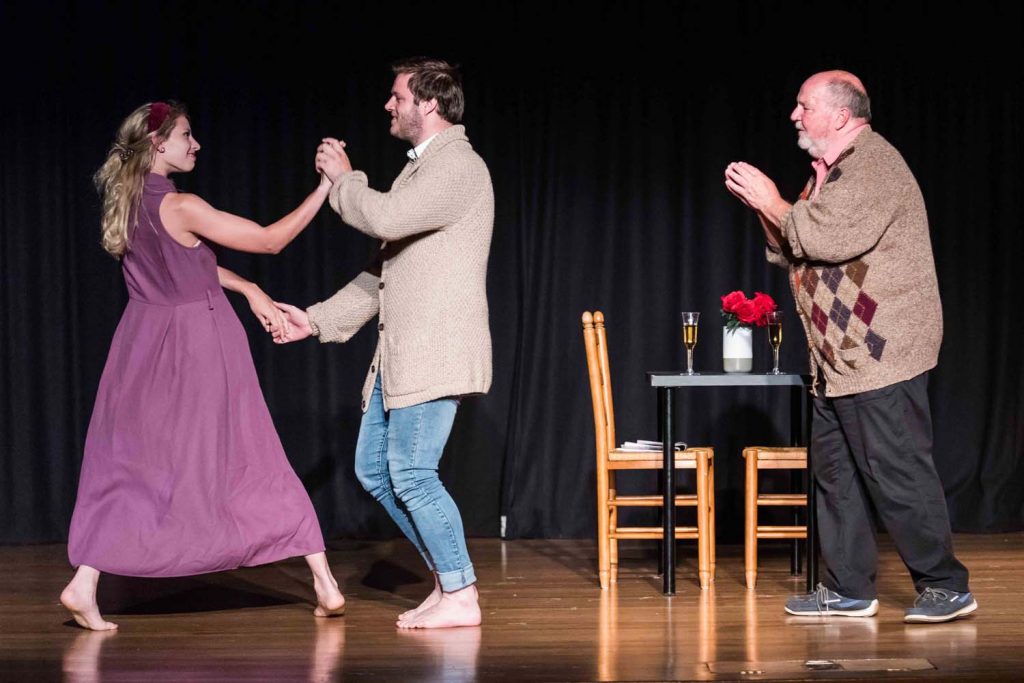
[721,290,777,331]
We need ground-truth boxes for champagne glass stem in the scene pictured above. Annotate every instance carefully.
[687,348,694,375]
[772,347,780,374]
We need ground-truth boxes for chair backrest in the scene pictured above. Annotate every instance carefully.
[582,311,616,459]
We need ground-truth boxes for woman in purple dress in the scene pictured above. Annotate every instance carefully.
[60,102,345,630]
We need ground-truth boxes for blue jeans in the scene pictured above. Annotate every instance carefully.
[354,375,476,592]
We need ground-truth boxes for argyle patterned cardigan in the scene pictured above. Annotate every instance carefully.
[767,129,942,397]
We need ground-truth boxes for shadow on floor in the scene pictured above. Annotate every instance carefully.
[97,573,300,615]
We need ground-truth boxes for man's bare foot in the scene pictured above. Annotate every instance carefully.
[60,586,117,631]
[397,584,481,629]
[399,577,442,621]
[313,575,346,617]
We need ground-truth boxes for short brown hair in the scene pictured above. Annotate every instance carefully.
[392,57,464,123]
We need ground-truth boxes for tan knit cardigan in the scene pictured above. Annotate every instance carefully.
[306,125,494,410]
[768,129,943,396]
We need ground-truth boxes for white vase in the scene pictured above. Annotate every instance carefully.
[723,326,753,373]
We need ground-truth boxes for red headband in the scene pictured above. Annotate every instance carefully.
[147,102,172,133]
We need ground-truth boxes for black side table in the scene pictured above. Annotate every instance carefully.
[646,371,817,595]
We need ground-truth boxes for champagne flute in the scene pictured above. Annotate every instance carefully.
[681,312,700,375]
[766,310,783,374]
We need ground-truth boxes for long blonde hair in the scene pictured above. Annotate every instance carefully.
[94,102,187,258]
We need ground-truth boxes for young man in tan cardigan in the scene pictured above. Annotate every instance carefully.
[724,71,974,624]
[278,58,494,629]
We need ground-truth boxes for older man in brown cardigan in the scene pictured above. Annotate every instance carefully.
[278,58,493,629]
[725,71,974,624]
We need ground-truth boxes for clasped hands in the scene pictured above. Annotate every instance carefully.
[249,138,351,343]
[315,137,352,183]
[256,139,353,343]
[724,161,790,227]
[247,289,312,344]
[269,302,312,344]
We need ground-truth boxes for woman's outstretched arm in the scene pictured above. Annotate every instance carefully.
[162,174,332,255]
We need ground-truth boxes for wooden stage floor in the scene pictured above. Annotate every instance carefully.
[1,534,1021,682]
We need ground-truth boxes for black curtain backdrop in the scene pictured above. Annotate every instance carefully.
[2,1,1021,546]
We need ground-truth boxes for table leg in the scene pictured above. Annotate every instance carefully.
[791,469,801,575]
[657,388,665,577]
[660,387,675,595]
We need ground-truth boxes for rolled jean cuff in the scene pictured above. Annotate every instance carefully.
[437,564,477,592]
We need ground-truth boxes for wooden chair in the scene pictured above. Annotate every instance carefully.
[582,311,715,590]
[743,446,807,589]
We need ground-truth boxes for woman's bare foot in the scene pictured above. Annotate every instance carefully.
[313,576,346,617]
[399,575,442,621]
[306,552,345,617]
[397,584,481,629]
[60,566,117,631]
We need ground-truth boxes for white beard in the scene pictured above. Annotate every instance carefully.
[797,130,827,159]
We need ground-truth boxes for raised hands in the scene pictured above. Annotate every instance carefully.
[315,138,353,183]
[725,162,778,210]
[724,161,792,229]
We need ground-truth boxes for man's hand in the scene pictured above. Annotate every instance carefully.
[273,302,314,344]
[315,138,353,182]
[724,161,790,226]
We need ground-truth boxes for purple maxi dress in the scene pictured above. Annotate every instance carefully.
[68,173,325,577]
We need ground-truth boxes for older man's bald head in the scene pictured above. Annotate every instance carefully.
[808,70,867,93]
[805,70,872,122]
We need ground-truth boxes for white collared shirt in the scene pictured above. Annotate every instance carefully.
[407,133,439,161]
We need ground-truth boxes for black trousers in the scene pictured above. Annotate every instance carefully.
[811,371,969,599]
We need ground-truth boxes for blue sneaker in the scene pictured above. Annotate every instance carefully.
[784,583,879,617]
[904,587,978,623]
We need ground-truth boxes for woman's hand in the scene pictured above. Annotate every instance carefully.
[247,288,291,340]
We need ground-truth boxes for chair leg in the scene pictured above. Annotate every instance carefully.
[609,509,619,585]
[609,480,619,584]
[708,455,716,582]
[696,450,711,590]
[597,465,611,590]
[744,448,758,590]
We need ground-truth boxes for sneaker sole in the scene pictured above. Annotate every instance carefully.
[785,599,879,617]
[904,599,978,623]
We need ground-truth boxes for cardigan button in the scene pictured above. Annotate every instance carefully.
[371,365,376,373]
[361,400,366,409]
[378,323,384,331]
[378,282,385,290]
